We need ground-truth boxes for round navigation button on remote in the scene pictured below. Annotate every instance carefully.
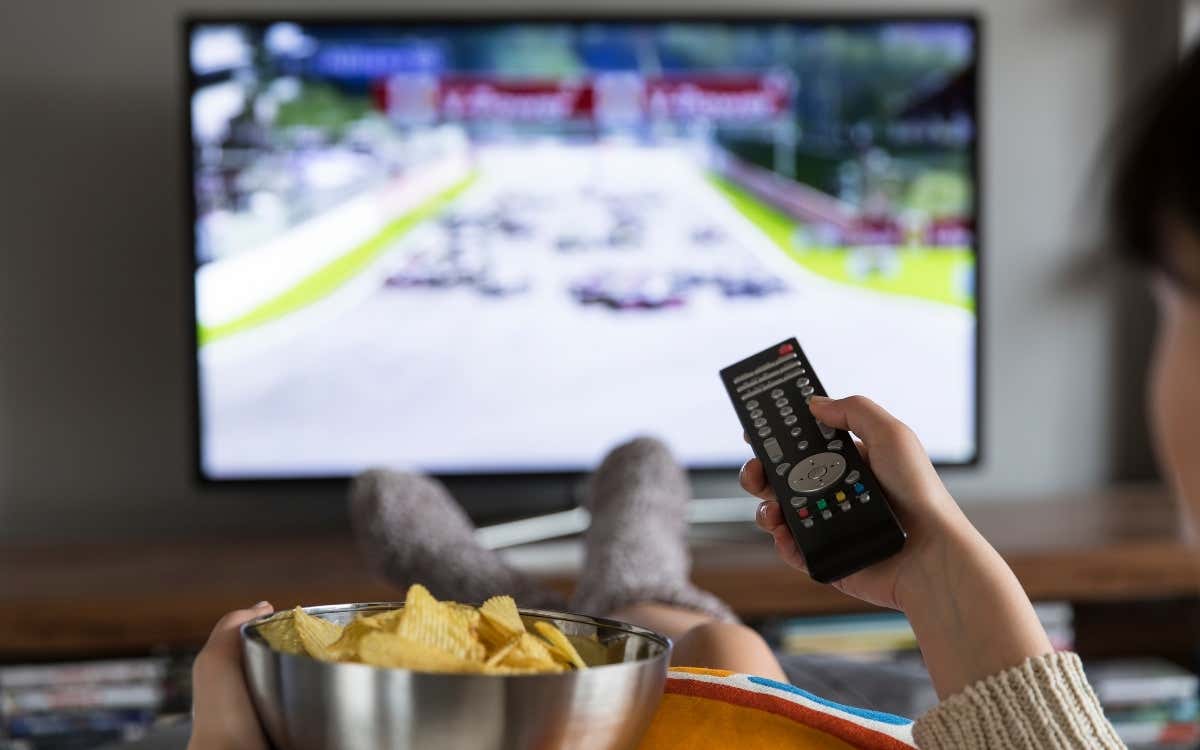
[844,470,860,485]
[786,452,847,494]
[797,440,808,451]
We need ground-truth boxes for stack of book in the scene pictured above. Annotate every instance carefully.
[768,603,1074,661]
[1086,658,1200,749]
[0,659,168,749]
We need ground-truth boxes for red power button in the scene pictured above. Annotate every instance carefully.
[779,343,794,355]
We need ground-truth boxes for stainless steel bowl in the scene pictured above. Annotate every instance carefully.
[241,602,671,750]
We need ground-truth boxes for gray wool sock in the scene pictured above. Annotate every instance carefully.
[570,437,739,623]
[349,470,566,610]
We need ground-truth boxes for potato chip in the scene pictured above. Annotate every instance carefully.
[292,606,344,661]
[259,590,594,675]
[566,634,609,668]
[484,635,521,667]
[478,595,524,648]
[359,608,405,632]
[498,632,565,672]
[357,631,484,673]
[533,620,588,670]
[257,613,305,655]
[397,584,486,662]
[327,616,383,660]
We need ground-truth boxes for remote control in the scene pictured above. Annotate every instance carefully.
[720,338,906,583]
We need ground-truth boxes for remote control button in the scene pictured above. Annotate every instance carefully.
[839,502,851,512]
[770,388,784,399]
[797,440,808,451]
[750,409,763,419]
[786,452,847,494]
[746,400,759,410]
[835,491,846,502]
[736,359,802,391]
[859,492,871,503]
[816,499,827,510]
[854,482,865,493]
[783,415,798,425]
[797,507,810,519]
[780,406,794,417]
[762,437,783,462]
[802,518,814,528]
[790,427,803,437]
[844,470,860,485]
[741,365,803,399]
[758,426,771,437]
[821,510,833,520]
[800,385,814,397]
[817,421,836,440]
[776,463,791,476]
[790,496,807,508]
[774,397,788,407]
[796,377,810,387]
[753,418,767,428]
[827,439,843,450]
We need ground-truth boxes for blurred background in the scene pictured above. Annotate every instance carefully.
[1,1,1198,748]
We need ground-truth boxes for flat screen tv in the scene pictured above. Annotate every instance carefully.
[185,15,980,482]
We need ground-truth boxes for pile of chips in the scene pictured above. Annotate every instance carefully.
[256,584,602,674]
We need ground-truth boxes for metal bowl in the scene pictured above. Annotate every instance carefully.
[241,602,672,750]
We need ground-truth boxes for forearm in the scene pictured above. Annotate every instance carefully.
[898,523,1053,700]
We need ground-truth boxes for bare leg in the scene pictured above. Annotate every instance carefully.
[609,602,788,682]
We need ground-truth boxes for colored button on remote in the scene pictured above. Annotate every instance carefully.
[854,482,865,493]
[797,507,810,519]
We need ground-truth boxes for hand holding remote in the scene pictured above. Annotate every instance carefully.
[740,394,967,611]
[742,394,1054,700]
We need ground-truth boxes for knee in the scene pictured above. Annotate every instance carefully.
[676,621,766,654]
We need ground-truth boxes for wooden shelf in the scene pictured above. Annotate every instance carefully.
[3,485,1196,659]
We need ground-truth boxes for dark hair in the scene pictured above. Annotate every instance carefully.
[1110,43,1200,285]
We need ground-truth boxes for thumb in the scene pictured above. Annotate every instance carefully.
[808,395,903,444]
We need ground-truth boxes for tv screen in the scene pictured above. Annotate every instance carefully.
[187,17,979,481]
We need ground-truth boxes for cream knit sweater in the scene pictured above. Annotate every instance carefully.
[912,652,1126,749]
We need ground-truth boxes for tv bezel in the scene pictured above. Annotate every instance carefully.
[181,12,984,492]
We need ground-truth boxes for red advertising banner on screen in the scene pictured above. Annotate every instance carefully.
[645,75,793,120]
[377,73,793,124]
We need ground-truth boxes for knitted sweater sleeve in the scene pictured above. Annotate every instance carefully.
[912,652,1126,749]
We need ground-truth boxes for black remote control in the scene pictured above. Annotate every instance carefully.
[720,338,906,583]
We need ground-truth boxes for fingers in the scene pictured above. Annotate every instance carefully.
[808,395,907,445]
[202,602,273,657]
[739,458,775,501]
[853,436,869,463]
[755,498,783,531]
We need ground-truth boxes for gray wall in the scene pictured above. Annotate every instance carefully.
[0,0,1179,544]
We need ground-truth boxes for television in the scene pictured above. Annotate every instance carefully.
[186,16,980,483]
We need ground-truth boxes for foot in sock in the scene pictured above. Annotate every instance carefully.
[349,470,566,610]
[570,437,738,623]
